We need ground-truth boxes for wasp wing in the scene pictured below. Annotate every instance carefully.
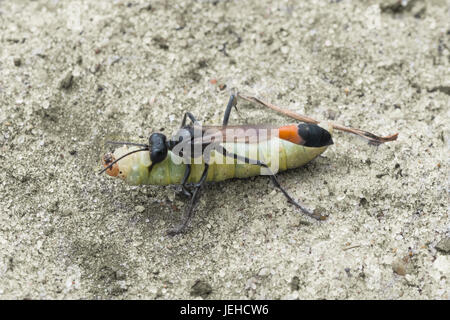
[171,124,283,160]
[198,124,281,144]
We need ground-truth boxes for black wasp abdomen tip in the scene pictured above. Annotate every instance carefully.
[297,123,334,148]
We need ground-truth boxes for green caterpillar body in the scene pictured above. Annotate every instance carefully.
[112,138,330,186]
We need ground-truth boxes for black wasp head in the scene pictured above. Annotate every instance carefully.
[149,133,168,164]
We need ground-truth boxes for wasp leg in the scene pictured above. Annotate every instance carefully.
[167,164,210,235]
[179,164,192,197]
[175,112,199,197]
[222,92,238,126]
[265,175,321,220]
[215,145,321,220]
[181,112,198,127]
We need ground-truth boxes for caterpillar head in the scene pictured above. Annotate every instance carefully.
[99,134,168,183]
[100,145,151,182]
[102,152,120,177]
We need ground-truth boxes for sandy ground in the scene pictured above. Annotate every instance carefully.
[0,0,449,300]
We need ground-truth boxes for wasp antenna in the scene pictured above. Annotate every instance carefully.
[105,141,149,148]
[238,93,398,145]
[99,148,149,175]
[331,124,398,145]
[238,93,320,124]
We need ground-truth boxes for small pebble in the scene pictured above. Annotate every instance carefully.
[59,72,73,89]
[135,206,145,213]
[392,259,407,276]
[435,237,450,254]
[258,268,270,277]
[190,280,212,298]
[13,57,21,67]
[290,276,300,291]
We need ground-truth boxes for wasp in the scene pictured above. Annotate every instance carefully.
[100,92,398,235]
